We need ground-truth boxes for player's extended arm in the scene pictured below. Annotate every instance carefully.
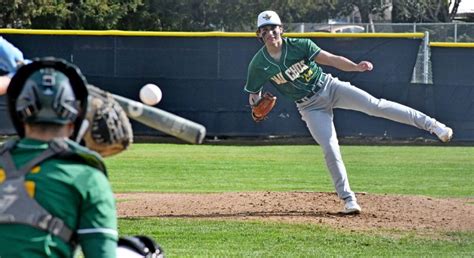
[0,76,11,95]
[315,50,373,72]
[0,37,29,95]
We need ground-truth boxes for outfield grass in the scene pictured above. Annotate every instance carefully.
[107,144,473,197]
[118,218,474,257]
[108,144,474,257]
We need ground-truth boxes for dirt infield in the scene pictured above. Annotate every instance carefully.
[116,192,474,232]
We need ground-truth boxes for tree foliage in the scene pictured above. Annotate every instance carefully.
[65,0,141,30]
[1,0,38,28]
[392,0,461,23]
[335,0,391,23]
[117,0,333,31]
[0,0,141,29]
[0,0,469,31]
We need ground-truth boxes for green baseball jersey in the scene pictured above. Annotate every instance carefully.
[244,37,325,101]
[0,138,117,258]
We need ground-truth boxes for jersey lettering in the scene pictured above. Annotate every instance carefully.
[270,60,309,85]
[271,73,287,84]
[301,69,314,82]
[285,60,309,81]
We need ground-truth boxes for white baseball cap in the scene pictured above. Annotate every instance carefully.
[257,10,282,28]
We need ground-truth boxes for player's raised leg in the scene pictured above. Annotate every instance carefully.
[330,77,453,142]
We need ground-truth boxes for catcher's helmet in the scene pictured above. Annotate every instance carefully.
[7,57,88,139]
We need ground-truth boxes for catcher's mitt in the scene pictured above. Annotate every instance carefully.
[251,92,277,122]
[83,85,133,157]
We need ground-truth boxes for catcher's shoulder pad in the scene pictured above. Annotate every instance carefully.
[62,139,107,175]
[0,138,101,244]
[251,92,277,122]
[0,138,106,175]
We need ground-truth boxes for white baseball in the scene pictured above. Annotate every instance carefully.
[139,83,162,105]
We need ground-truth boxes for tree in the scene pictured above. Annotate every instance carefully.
[449,0,462,19]
[336,0,391,23]
[116,0,163,31]
[0,0,142,29]
[0,0,37,28]
[2,0,467,31]
[392,0,462,23]
[65,0,142,30]
[117,0,265,31]
[30,1,72,29]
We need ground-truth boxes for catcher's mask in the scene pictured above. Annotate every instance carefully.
[7,57,88,140]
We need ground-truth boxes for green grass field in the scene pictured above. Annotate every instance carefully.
[108,144,474,257]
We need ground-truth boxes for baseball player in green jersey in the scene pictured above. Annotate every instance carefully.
[0,58,118,257]
[245,10,453,214]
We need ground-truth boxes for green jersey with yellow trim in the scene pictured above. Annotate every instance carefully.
[0,138,117,258]
[244,38,324,101]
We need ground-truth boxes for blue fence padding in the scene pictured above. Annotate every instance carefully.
[431,46,474,142]
[1,34,471,141]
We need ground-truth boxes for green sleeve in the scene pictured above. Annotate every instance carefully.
[80,237,117,258]
[305,38,321,61]
[244,54,267,94]
[76,168,118,258]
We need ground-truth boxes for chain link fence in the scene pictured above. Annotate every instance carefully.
[287,23,474,43]
[287,23,436,84]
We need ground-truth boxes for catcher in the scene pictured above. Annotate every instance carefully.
[0,58,119,257]
[0,57,164,258]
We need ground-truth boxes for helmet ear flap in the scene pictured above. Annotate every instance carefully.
[55,83,80,122]
[15,79,41,122]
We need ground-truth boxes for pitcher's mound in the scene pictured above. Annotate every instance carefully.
[116,192,474,232]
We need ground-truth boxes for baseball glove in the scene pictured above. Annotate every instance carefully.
[83,85,133,157]
[251,92,277,122]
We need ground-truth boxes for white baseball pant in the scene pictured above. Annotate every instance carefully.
[296,74,437,202]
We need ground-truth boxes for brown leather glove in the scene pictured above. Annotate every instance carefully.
[251,92,277,122]
[83,85,133,157]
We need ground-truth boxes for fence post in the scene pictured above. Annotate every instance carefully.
[454,23,458,43]
[299,23,305,33]
[423,31,430,84]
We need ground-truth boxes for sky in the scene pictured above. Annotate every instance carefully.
[452,1,474,13]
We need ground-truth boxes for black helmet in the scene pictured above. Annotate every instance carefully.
[7,57,88,139]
